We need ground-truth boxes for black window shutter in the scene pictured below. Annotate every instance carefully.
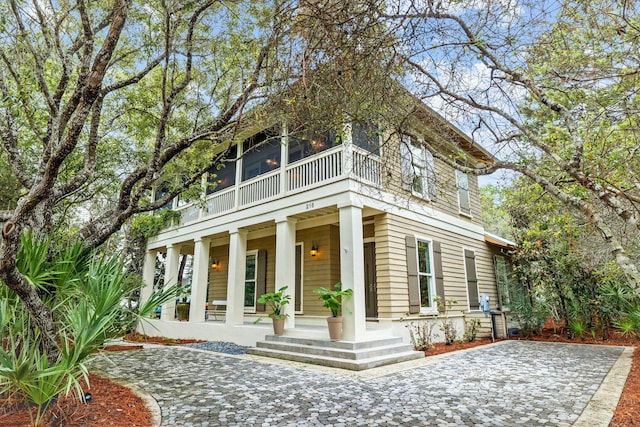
[464,249,479,309]
[433,241,445,302]
[256,249,267,312]
[405,236,420,314]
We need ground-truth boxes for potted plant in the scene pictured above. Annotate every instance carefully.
[176,285,191,321]
[313,282,353,340]
[256,286,291,335]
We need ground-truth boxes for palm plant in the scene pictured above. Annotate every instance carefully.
[0,232,178,425]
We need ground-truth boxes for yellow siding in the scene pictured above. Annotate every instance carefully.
[380,131,484,226]
[375,213,499,319]
[295,225,340,316]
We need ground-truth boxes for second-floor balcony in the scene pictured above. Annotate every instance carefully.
[169,139,382,228]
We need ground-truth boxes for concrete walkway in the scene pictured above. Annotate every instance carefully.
[88,340,631,427]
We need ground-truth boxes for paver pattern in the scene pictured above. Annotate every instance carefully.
[89,341,623,426]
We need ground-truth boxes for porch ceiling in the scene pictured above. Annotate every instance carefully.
[291,206,338,222]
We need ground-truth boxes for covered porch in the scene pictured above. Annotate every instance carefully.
[139,202,391,346]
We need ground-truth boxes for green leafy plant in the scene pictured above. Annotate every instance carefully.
[255,286,291,321]
[569,319,588,340]
[463,318,481,342]
[313,282,353,317]
[405,320,435,351]
[0,233,179,425]
[130,210,181,239]
[435,296,458,345]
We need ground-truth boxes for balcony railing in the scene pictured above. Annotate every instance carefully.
[286,146,343,193]
[171,145,381,227]
[239,171,281,207]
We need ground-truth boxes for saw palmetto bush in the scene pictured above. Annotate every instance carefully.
[0,233,178,425]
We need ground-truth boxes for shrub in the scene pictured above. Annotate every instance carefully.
[405,320,435,351]
[0,233,178,425]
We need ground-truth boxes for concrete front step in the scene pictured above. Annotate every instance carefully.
[264,334,405,350]
[247,346,423,370]
[247,335,424,370]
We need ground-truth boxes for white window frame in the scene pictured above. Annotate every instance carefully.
[456,169,471,217]
[401,135,436,200]
[416,236,437,314]
[244,250,258,313]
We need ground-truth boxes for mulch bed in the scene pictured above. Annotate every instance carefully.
[0,373,151,427]
[123,332,205,345]
[1,330,637,426]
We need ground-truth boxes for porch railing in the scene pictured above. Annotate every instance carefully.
[239,171,281,207]
[172,145,380,226]
[286,146,343,193]
[352,146,382,186]
[205,188,235,216]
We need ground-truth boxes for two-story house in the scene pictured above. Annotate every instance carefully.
[138,99,514,369]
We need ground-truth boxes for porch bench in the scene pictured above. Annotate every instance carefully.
[206,300,227,321]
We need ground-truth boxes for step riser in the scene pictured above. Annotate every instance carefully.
[256,341,415,360]
[264,335,403,350]
[247,348,423,371]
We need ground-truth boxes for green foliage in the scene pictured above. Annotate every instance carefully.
[463,318,481,342]
[569,320,588,340]
[0,234,179,425]
[313,282,353,317]
[434,296,458,345]
[508,287,547,338]
[405,321,435,351]
[130,210,181,240]
[257,286,291,320]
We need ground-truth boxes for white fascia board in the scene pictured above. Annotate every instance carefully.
[148,179,488,250]
[347,181,487,241]
[147,180,355,250]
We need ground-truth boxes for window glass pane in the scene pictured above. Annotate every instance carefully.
[412,174,425,195]
[244,281,256,307]
[245,254,256,281]
[456,170,471,214]
[419,275,431,307]
[241,128,281,181]
[207,146,237,194]
[288,128,340,163]
[154,182,173,210]
[495,256,511,309]
[352,121,380,155]
[417,240,431,274]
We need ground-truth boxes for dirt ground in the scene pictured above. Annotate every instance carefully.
[1,330,637,426]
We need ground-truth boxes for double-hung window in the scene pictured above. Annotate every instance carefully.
[244,251,258,311]
[456,169,471,216]
[400,135,436,199]
[417,239,435,311]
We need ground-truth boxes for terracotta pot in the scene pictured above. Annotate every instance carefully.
[326,316,343,341]
[176,302,190,321]
[272,317,285,335]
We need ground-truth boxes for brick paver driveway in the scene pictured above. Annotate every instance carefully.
[89,340,627,426]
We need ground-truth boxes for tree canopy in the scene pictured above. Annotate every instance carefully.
[379,0,640,286]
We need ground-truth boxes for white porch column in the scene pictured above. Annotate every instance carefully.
[161,243,181,321]
[140,250,157,309]
[338,201,366,341]
[226,229,247,325]
[189,237,210,322]
[275,216,297,329]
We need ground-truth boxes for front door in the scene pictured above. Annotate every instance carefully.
[364,242,378,318]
